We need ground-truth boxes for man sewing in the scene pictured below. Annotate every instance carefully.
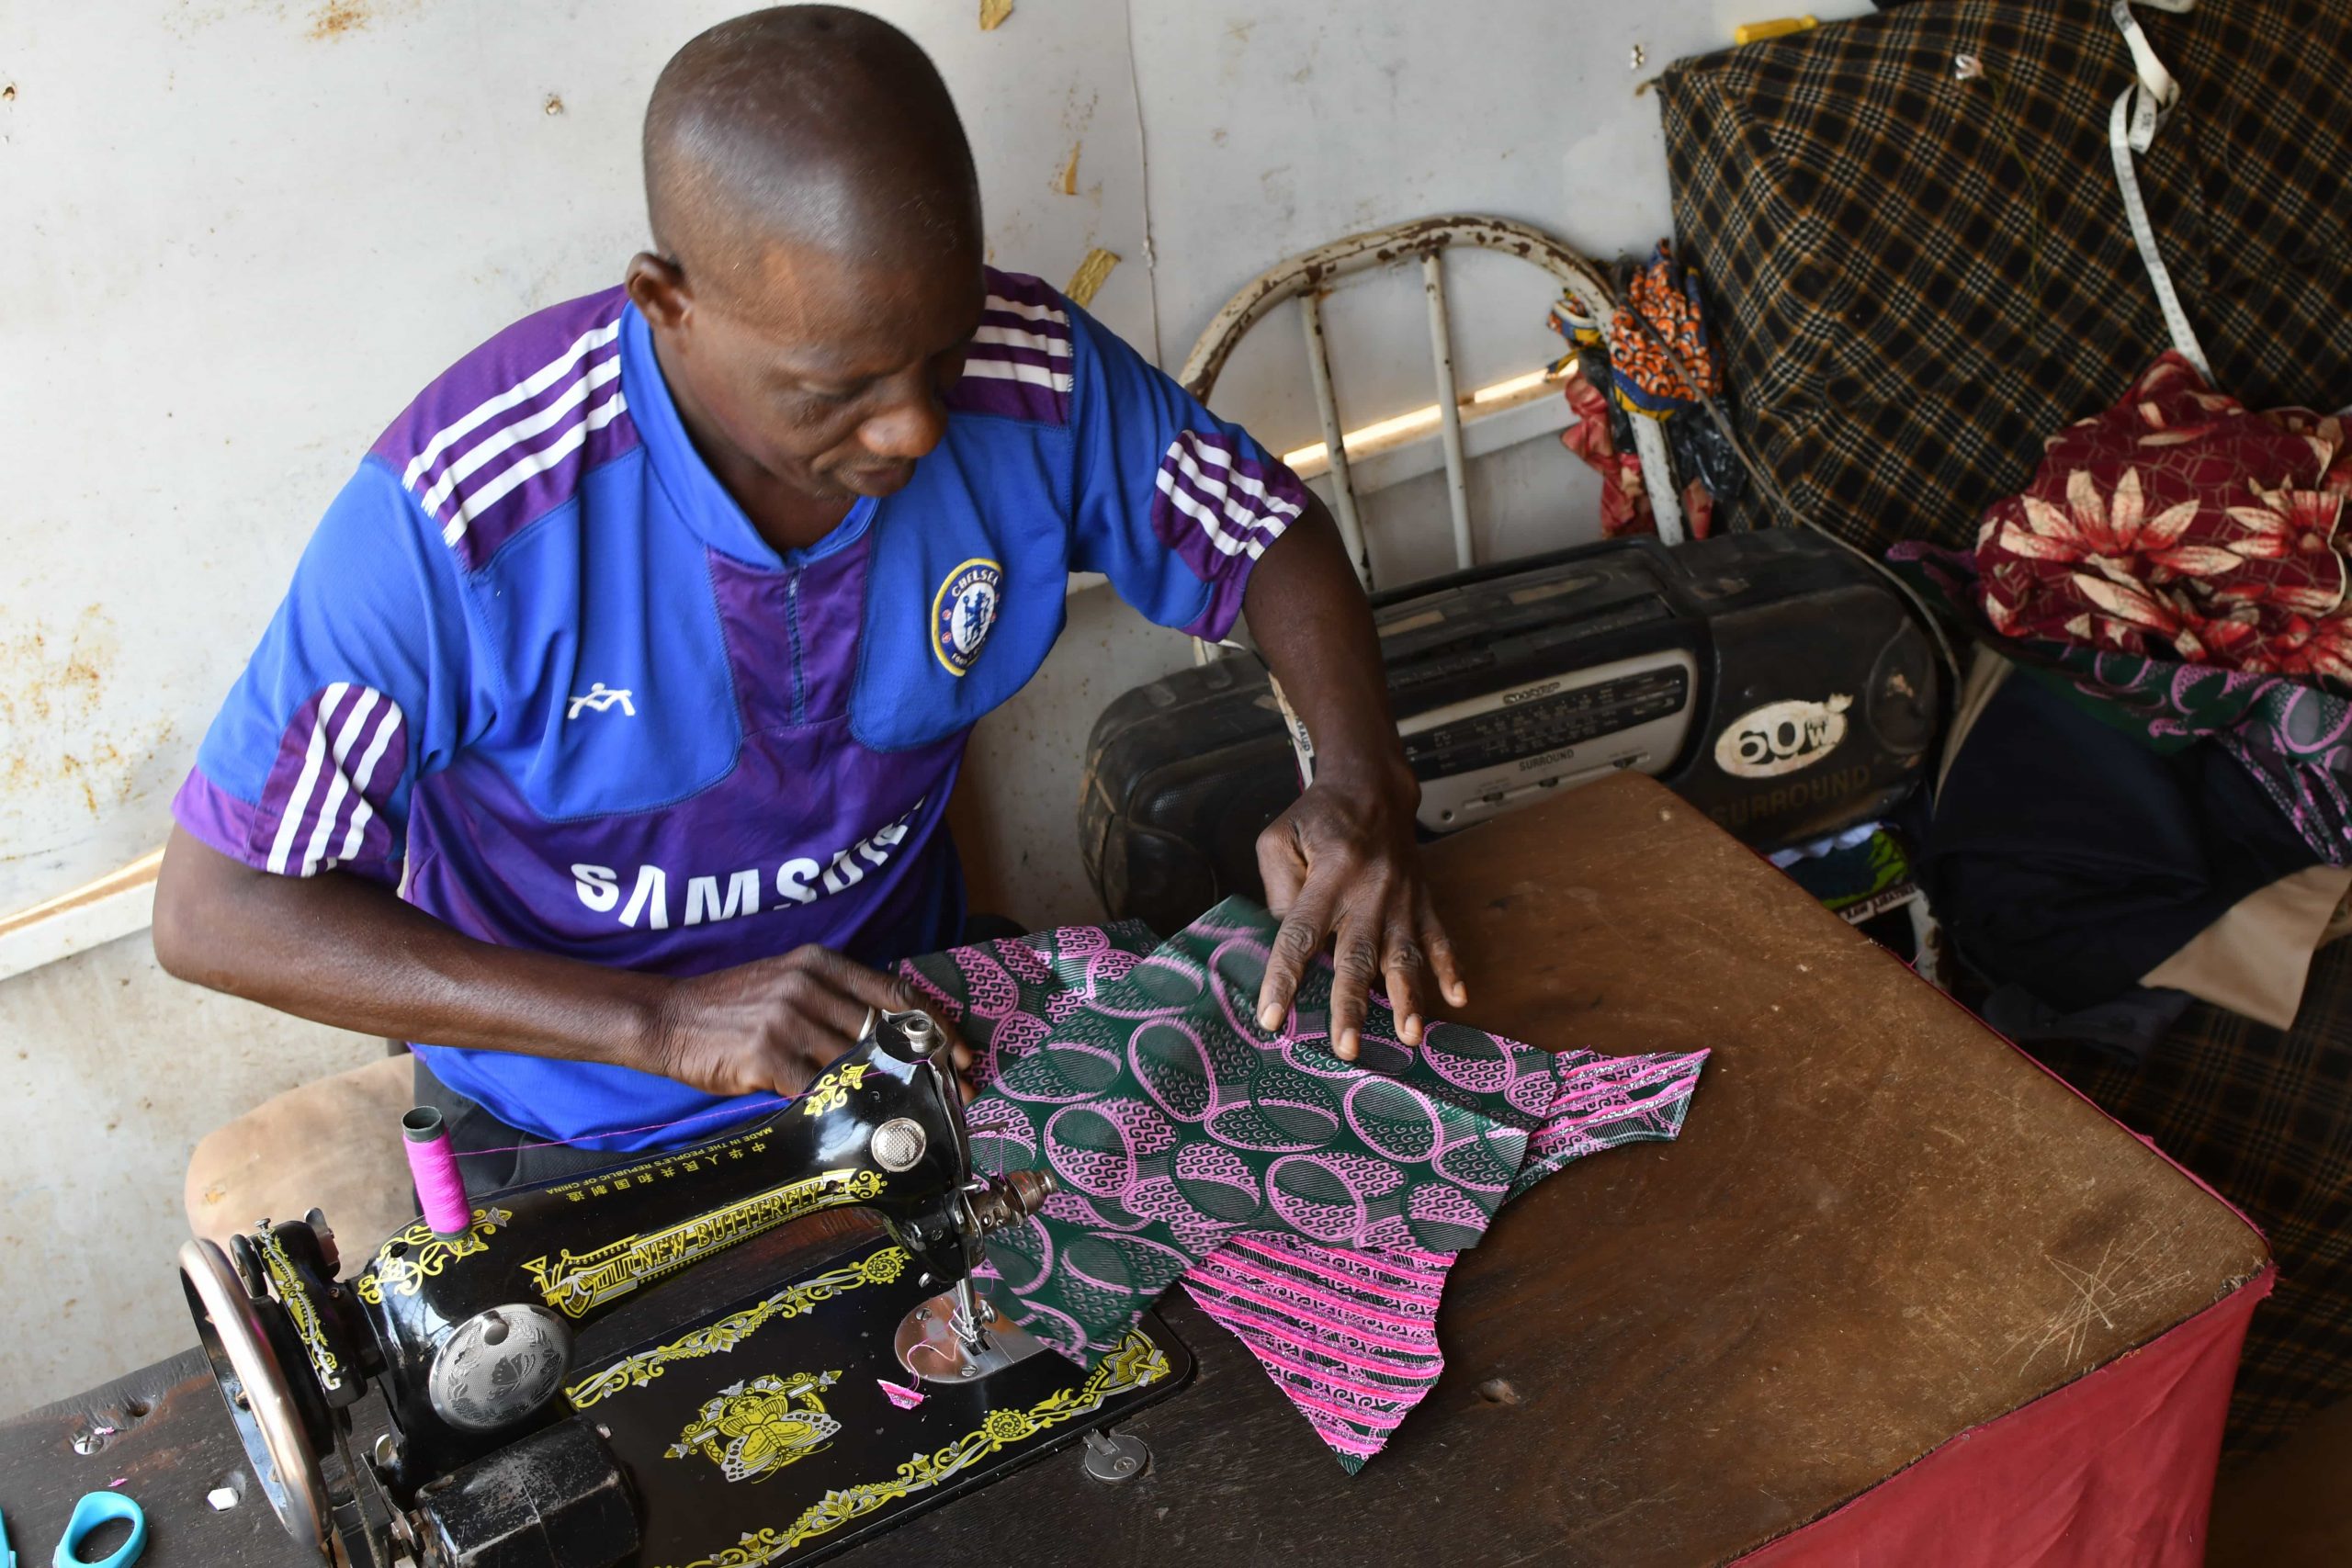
[153,6,1463,1190]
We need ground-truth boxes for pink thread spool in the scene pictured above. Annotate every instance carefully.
[402,1106,473,1242]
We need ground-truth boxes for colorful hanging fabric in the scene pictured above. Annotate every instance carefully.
[1552,353,1659,540]
[900,903,1709,1471]
[1548,242,1732,539]
[1605,241,1724,420]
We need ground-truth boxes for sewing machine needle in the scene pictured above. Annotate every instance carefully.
[952,1276,991,1359]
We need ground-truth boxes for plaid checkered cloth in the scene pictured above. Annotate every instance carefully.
[2046,938,2352,1458]
[1658,0,2352,555]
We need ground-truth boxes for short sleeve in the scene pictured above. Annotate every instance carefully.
[172,458,469,886]
[1064,303,1312,643]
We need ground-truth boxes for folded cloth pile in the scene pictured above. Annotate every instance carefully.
[1900,355,2352,869]
[900,899,1708,1471]
[1926,664,2332,1056]
[1900,355,2352,1048]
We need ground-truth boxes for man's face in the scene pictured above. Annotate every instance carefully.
[647,238,984,503]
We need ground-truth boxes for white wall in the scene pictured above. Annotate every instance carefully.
[0,0,1870,1414]
[1,0,1153,917]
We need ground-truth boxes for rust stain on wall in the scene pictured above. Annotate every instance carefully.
[0,605,172,833]
[309,1,373,39]
[0,606,114,732]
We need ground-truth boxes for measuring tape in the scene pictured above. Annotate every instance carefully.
[2106,0,2211,379]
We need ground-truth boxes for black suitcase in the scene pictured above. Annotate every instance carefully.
[1080,530,1939,934]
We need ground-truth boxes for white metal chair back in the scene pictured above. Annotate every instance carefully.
[1179,214,1679,594]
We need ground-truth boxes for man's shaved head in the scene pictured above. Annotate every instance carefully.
[627,7,989,541]
[644,6,981,312]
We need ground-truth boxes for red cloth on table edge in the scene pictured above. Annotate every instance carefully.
[1723,931,2278,1565]
[1732,1268,2270,1566]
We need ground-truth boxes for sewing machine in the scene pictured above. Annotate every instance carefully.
[175,1010,1192,1568]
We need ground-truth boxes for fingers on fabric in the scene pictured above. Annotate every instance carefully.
[1417,887,1468,1009]
[1258,882,1337,1032]
[1381,917,1429,1044]
[1328,908,1385,1061]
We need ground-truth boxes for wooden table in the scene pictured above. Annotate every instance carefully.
[0,773,2266,1565]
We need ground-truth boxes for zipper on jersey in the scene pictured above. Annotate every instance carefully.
[783,566,808,728]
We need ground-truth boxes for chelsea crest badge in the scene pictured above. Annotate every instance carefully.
[931,558,1003,677]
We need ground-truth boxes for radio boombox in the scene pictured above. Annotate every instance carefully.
[1080,529,1939,935]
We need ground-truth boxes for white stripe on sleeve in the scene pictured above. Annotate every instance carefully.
[334,699,406,864]
[419,355,622,517]
[266,682,349,875]
[441,390,628,547]
[300,686,381,874]
[401,321,624,491]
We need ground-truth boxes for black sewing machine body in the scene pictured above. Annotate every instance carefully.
[180,1010,1192,1567]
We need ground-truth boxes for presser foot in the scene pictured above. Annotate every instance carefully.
[893,1290,1051,1383]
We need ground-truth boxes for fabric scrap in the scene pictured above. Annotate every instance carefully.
[876,1379,927,1410]
[960,899,1560,1362]
[2140,864,2352,1030]
[903,907,1708,1471]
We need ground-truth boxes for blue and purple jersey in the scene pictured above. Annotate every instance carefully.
[173,268,1306,1148]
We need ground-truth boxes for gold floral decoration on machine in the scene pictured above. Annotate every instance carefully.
[797,1062,871,1119]
[667,1370,844,1483]
[659,1332,1171,1568]
[523,1170,886,1319]
[254,1229,343,1392]
[356,1206,513,1305]
[566,1247,910,1411]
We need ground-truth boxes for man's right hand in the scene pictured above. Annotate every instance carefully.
[153,829,974,1109]
[653,944,970,1098]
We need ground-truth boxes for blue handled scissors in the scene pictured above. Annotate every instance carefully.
[51,1492,146,1568]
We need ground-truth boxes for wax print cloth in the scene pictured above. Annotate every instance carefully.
[901,902,1708,1470]
[1970,355,2349,676]
[1545,242,1738,540]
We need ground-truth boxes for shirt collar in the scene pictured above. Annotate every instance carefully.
[619,300,876,569]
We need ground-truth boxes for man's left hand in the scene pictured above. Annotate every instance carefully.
[1251,765,1466,1062]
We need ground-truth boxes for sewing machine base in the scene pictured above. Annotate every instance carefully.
[570,1237,1193,1567]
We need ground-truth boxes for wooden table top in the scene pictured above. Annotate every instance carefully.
[0,773,2266,1566]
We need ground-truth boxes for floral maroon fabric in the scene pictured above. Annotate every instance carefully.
[1973,354,2351,679]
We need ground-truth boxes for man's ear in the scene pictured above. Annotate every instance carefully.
[627,252,692,331]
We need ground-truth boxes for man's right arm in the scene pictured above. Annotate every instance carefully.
[153,825,921,1095]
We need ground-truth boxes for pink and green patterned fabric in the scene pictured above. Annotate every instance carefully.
[900,899,1708,1470]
